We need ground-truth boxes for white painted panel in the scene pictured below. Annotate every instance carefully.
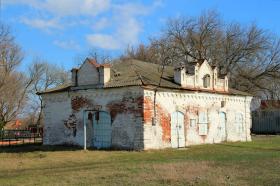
[171,112,185,148]
[218,112,227,141]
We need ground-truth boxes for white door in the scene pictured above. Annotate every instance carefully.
[236,113,244,137]
[171,112,185,148]
[218,112,227,141]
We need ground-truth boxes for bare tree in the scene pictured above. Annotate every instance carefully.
[75,48,112,66]
[123,10,280,99]
[28,59,69,126]
[0,24,33,128]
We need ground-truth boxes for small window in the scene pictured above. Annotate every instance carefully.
[190,119,196,127]
[88,112,93,120]
[203,74,210,88]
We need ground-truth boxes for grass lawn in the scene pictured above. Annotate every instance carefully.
[0,135,280,186]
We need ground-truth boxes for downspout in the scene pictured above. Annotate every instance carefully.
[225,111,228,142]
[153,65,166,125]
[244,96,248,141]
[83,110,87,150]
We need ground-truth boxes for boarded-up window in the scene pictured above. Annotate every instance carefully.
[199,112,208,124]
[198,111,208,135]
[199,124,208,135]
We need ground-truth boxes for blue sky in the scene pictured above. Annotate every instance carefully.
[2,0,280,71]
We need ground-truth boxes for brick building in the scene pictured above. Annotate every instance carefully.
[39,58,252,150]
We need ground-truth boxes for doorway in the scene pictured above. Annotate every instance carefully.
[218,112,227,141]
[171,111,185,148]
[92,111,112,149]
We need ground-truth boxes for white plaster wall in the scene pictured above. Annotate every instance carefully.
[78,61,99,86]
[42,93,73,145]
[143,89,252,149]
[197,61,213,89]
[42,84,252,150]
[99,67,110,84]
[42,86,144,150]
[176,60,227,91]
[185,75,195,87]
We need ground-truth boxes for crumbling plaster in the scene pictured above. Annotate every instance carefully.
[143,89,252,149]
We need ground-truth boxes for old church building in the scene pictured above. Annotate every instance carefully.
[39,58,252,150]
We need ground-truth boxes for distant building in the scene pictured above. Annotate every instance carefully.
[259,100,280,110]
[39,58,252,150]
[5,120,23,130]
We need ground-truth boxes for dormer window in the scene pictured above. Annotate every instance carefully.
[203,74,210,88]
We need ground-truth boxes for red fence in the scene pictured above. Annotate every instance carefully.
[0,130,43,146]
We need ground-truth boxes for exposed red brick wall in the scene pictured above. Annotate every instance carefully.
[143,96,171,142]
[71,96,102,113]
[157,104,171,142]
[143,96,153,123]
[107,96,143,121]
[71,96,94,112]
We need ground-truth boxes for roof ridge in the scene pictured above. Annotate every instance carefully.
[128,60,145,85]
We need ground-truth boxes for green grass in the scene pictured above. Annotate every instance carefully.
[0,135,280,186]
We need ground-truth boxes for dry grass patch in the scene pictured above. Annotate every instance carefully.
[0,136,279,185]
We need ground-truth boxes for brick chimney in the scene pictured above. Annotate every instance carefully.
[71,68,78,86]
[174,66,186,87]
[98,64,111,85]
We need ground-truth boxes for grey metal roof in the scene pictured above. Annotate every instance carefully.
[38,59,252,96]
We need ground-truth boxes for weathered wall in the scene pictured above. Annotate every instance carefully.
[77,61,99,86]
[42,85,252,150]
[42,86,144,150]
[143,89,252,149]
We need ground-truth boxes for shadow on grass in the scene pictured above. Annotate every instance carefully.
[0,143,82,153]
[0,143,136,153]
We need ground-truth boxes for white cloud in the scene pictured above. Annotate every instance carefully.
[6,0,165,50]
[86,34,120,50]
[5,0,111,17]
[53,40,81,50]
[3,0,40,7]
[21,17,62,31]
[86,2,152,50]
[43,0,110,17]
[93,18,110,30]
[86,16,142,50]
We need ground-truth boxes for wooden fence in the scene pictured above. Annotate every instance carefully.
[252,111,280,134]
[0,130,43,146]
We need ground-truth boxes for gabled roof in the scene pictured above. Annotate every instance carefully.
[174,59,227,78]
[87,58,111,68]
[38,59,251,96]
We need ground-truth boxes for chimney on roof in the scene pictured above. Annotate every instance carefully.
[174,65,186,87]
[71,68,78,86]
[98,64,111,85]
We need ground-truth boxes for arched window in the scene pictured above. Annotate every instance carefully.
[203,74,210,88]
